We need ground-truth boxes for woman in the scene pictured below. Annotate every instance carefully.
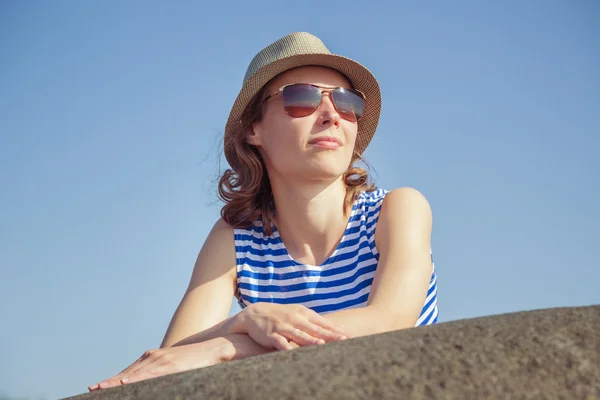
[89,32,438,391]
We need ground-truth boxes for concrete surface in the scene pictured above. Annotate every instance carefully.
[66,305,600,400]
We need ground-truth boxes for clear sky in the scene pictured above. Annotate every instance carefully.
[1,1,598,399]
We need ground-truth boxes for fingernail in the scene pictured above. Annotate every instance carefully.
[121,378,129,384]
[338,335,348,340]
[317,339,326,345]
[88,384,98,391]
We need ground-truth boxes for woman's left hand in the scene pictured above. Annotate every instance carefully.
[88,336,235,392]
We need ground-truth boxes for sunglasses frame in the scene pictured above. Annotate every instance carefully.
[262,83,366,121]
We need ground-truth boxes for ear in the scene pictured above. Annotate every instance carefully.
[246,121,263,146]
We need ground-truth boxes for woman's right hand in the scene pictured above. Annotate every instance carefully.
[227,303,350,351]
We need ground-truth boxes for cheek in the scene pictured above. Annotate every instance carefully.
[348,128,358,143]
[260,113,304,156]
[345,124,359,149]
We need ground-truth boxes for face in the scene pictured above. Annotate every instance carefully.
[247,66,358,182]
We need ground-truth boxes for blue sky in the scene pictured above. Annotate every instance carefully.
[1,1,598,399]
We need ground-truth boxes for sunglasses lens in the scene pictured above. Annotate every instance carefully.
[332,88,365,122]
[282,84,322,117]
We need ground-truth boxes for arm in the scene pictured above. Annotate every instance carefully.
[163,219,349,350]
[167,188,431,347]
[160,218,240,348]
[90,334,279,390]
[94,188,431,391]
[322,187,434,337]
[221,333,296,360]
[177,188,433,345]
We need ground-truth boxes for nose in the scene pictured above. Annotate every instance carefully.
[317,92,341,127]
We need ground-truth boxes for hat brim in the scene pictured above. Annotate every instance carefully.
[224,53,381,172]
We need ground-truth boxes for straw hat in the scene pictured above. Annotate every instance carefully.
[223,32,381,172]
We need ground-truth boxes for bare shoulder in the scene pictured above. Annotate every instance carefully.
[204,217,236,258]
[381,187,432,217]
[188,218,237,291]
[210,217,236,238]
[376,187,433,243]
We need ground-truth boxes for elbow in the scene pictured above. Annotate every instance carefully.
[382,319,415,334]
[368,306,416,334]
[388,319,416,332]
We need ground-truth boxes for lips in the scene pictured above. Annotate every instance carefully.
[308,136,342,149]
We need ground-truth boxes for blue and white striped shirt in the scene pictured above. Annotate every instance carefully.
[234,188,439,326]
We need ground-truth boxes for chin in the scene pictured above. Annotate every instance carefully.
[272,151,352,181]
[305,159,350,180]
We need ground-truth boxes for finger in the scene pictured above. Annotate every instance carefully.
[90,357,149,390]
[307,314,351,338]
[288,341,301,350]
[269,333,294,351]
[115,350,160,381]
[98,376,125,390]
[121,370,159,385]
[95,378,118,390]
[95,370,139,390]
[99,369,138,390]
[117,356,144,374]
[91,380,110,391]
[118,358,152,378]
[123,358,176,384]
[302,321,348,342]
[287,328,325,346]
[120,350,157,373]
[89,349,160,391]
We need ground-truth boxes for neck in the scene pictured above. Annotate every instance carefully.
[270,174,350,266]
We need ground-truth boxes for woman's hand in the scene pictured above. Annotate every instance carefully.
[88,336,238,392]
[229,303,350,351]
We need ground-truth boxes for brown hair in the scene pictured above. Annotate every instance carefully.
[218,83,376,236]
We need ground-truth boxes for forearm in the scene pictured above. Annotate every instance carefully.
[168,315,238,347]
[220,333,277,362]
[322,306,415,338]
[171,304,411,349]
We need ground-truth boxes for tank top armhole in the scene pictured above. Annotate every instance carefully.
[430,247,436,279]
[366,189,388,258]
[233,227,248,310]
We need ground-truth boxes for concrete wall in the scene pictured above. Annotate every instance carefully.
[68,305,600,399]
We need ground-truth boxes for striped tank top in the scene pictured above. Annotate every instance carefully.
[234,188,439,326]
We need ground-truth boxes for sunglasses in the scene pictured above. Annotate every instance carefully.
[262,83,366,122]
